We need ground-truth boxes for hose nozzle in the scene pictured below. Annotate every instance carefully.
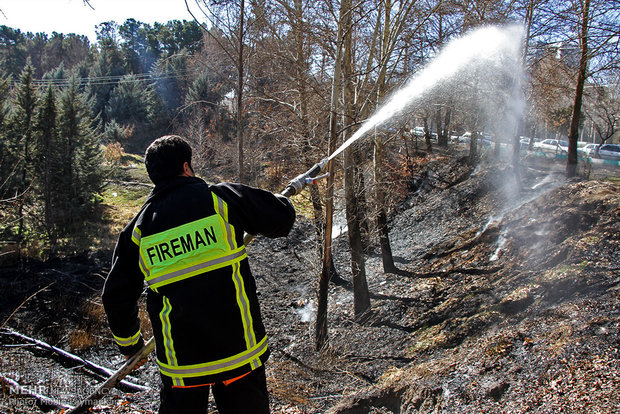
[284,158,329,197]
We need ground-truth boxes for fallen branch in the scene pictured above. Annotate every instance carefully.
[0,372,73,411]
[67,337,155,414]
[0,329,149,392]
[276,349,334,375]
[104,179,153,188]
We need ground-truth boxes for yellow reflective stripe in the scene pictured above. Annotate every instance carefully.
[146,248,247,289]
[213,193,238,250]
[212,193,227,220]
[160,296,183,386]
[158,336,268,378]
[213,194,256,356]
[138,252,150,278]
[231,261,257,350]
[113,330,141,347]
[131,225,141,245]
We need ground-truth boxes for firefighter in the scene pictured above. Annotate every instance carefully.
[102,135,296,413]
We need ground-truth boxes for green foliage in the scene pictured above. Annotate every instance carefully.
[0,26,28,76]
[186,69,233,138]
[42,62,68,82]
[0,74,11,204]
[9,64,38,194]
[0,26,91,79]
[152,51,191,113]
[0,70,104,259]
[106,74,165,152]
[59,77,105,211]
[87,46,126,125]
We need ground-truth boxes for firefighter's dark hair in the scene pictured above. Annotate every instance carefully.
[145,135,193,185]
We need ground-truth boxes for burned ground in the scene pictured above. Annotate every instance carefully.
[0,153,619,413]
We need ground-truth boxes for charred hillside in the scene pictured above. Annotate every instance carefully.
[322,159,620,413]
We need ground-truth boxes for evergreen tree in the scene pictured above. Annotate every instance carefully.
[0,73,10,162]
[33,84,62,253]
[106,74,163,151]
[152,51,190,115]
[59,76,104,226]
[42,62,68,83]
[9,64,38,246]
[0,74,11,210]
[87,45,125,127]
[186,69,232,137]
[0,26,28,77]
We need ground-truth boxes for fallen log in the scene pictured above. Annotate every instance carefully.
[0,372,73,411]
[0,328,149,392]
[104,179,154,188]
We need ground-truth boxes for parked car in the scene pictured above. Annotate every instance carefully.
[458,132,471,144]
[412,127,425,137]
[519,136,533,150]
[587,144,620,161]
[533,139,568,155]
[579,143,597,157]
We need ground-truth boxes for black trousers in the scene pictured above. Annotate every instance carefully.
[159,366,270,414]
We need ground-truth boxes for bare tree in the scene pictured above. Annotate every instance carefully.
[316,0,345,349]
[529,0,620,176]
[585,79,620,146]
[566,0,591,177]
[187,0,257,183]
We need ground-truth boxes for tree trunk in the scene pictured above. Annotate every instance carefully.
[344,146,371,320]
[440,107,451,147]
[372,1,397,274]
[292,0,326,260]
[567,0,590,178]
[237,0,246,183]
[469,131,478,165]
[315,0,346,350]
[342,0,370,321]
[423,116,433,152]
[354,149,371,252]
[513,0,535,183]
[374,134,397,273]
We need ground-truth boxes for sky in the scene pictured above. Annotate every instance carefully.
[0,0,198,43]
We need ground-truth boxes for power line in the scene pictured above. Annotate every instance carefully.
[15,68,203,88]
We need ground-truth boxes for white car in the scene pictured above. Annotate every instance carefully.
[587,144,620,161]
[579,143,597,157]
[533,139,568,155]
[412,127,425,137]
[458,132,471,144]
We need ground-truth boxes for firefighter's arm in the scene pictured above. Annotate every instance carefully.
[102,226,145,357]
[213,183,296,238]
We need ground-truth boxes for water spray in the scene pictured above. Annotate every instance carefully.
[279,25,524,200]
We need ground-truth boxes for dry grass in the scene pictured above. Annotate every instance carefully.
[268,361,314,406]
[69,299,108,352]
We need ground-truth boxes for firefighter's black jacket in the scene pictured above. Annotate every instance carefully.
[102,176,295,386]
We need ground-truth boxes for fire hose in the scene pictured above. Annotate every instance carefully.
[66,159,329,414]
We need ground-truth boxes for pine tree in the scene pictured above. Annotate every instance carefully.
[33,84,62,254]
[58,76,104,235]
[87,46,125,126]
[106,74,162,151]
[9,64,38,248]
[0,74,11,196]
